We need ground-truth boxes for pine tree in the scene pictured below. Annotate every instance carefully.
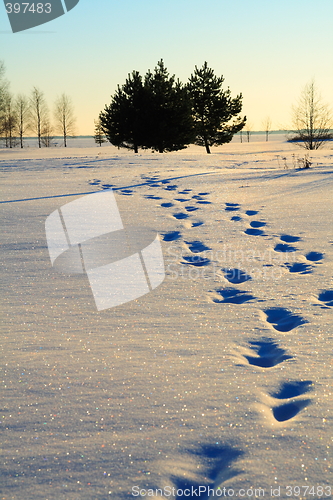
[188,62,246,153]
[143,60,195,153]
[94,118,106,146]
[100,61,195,154]
[100,71,147,153]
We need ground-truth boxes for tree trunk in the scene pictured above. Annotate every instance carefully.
[204,139,211,154]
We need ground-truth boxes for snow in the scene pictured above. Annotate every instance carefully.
[1,136,332,499]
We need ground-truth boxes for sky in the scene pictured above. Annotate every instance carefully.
[1,0,332,135]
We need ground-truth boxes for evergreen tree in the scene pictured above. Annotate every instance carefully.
[100,71,147,153]
[94,118,106,146]
[188,62,246,153]
[143,60,195,153]
[100,61,195,153]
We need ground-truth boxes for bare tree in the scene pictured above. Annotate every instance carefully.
[244,121,253,142]
[30,87,50,148]
[290,80,333,150]
[2,91,17,148]
[54,93,76,147]
[41,120,54,147]
[14,94,30,148]
[262,116,272,142]
[0,61,9,137]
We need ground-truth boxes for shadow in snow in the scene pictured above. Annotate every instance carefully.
[171,444,244,499]
[244,339,293,368]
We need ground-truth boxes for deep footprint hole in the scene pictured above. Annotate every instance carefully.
[285,262,312,274]
[186,240,211,253]
[223,268,252,284]
[318,289,333,306]
[280,234,301,243]
[163,231,182,242]
[264,307,307,332]
[250,221,266,228]
[213,288,255,304]
[273,400,311,422]
[274,243,297,253]
[306,251,324,262]
[271,380,313,399]
[245,228,264,236]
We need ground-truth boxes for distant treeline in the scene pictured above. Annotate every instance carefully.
[0,60,76,148]
[97,60,246,154]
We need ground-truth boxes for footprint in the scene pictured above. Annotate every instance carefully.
[192,195,204,200]
[263,307,307,332]
[163,231,182,242]
[120,189,133,196]
[173,212,189,220]
[270,380,313,399]
[272,399,311,422]
[185,206,199,212]
[318,290,333,307]
[196,200,212,204]
[198,192,210,196]
[178,189,192,194]
[280,234,301,243]
[250,221,266,228]
[274,243,297,253]
[230,216,242,222]
[182,255,211,267]
[284,262,312,274]
[244,228,264,236]
[164,184,178,191]
[212,288,255,304]
[186,240,211,253]
[175,198,191,202]
[145,195,162,200]
[161,202,174,208]
[225,203,241,212]
[222,268,252,284]
[245,210,259,216]
[305,251,324,262]
[243,339,293,368]
[167,444,243,495]
[192,220,204,227]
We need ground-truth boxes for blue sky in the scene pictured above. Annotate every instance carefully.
[1,0,332,135]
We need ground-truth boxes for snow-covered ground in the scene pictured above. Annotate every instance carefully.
[1,136,332,500]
